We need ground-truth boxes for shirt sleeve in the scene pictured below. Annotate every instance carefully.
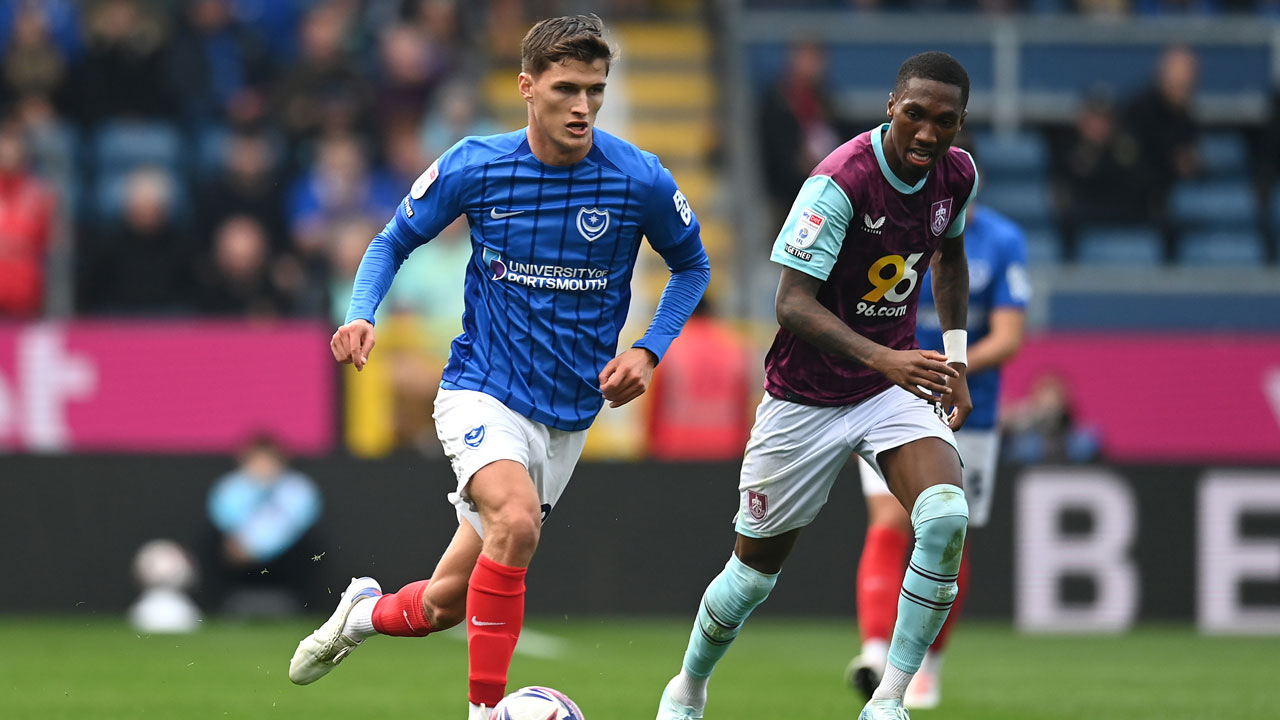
[994,222,1032,309]
[345,143,467,325]
[632,165,711,362]
[769,175,855,281]
[945,150,980,238]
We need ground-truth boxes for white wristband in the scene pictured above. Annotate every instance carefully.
[943,329,968,366]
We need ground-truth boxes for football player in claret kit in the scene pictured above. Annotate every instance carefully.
[656,51,976,720]
[287,15,710,720]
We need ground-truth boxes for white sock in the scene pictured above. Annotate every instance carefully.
[468,702,490,720]
[919,649,945,677]
[342,596,377,640]
[872,662,913,701]
[861,638,889,670]
[667,671,709,708]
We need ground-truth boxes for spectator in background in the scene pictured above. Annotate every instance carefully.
[1124,44,1200,263]
[197,214,292,317]
[195,128,288,255]
[168,0,275,129]
[1002,371,1102,464]
[758,42,849,235]
[0,115,55,316]
[77,166,192,315]
[374,22,450,133]
[420,80,500,159]
[0,1,74,116]
[273,3,373,159]
[1048,90,1146,261]
[71,0,178,126]
[206,434,323,617]
[646,298,753,461]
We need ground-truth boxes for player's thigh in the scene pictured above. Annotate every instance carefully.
[434,388,537,536]
[735,394,853,539]
[858,386,961,511]
[956,430,999,527]
[858,449,911,529]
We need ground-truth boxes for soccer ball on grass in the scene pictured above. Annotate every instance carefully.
[491,686,584,720]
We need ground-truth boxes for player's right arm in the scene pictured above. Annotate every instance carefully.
[333,144,467,371]
[771,175,957,401]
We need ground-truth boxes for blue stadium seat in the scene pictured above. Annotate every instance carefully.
[1022,225,1061,266]
[972,130,1048,181]
[1198,132,1248,179]
[1170,181,1257,229]
[1076,225,1162,265]
[1178,230,1264,266]
[978,181,1053,226]
[92,121,183,177]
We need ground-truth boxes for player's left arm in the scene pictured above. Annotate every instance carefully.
[600,168,710,408]
[932,229,972,431]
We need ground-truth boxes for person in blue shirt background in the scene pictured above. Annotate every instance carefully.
[206,433,322,617]
[847,131,1031,711]
[288,15,710,720]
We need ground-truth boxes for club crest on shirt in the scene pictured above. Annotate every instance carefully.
[930,198,953,237]
[748,490,769,520]
[576,207,609,242]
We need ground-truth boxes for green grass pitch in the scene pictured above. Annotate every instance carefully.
[0,616,1275,719]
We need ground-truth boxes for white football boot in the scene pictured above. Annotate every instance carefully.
[859,698,911,720]
[288,576,382,685]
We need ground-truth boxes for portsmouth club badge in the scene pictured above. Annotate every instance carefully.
[930,198,953,237]
[576,207,609,242]
[748,490,769,520]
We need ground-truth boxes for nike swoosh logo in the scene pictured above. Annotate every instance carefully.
[471,616,506,626]
[490,208,525,219]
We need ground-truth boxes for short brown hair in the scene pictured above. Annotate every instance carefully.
[521,14,615,76]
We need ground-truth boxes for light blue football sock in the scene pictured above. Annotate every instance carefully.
[680,553,778,679]
[881,484,968,693]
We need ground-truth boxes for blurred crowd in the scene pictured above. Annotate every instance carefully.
[746,0,1280,14]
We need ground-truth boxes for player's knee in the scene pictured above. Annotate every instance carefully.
[911,484,968,572]
[485,505,542,560]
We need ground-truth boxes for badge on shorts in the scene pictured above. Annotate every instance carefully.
[464,425,486,448]
[748,490,769,520]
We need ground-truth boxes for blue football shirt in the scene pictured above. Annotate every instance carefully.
[916,206,1031,429]
[346,128,710,431]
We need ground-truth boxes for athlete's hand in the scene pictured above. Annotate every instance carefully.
[331,319,376,371]
[943,365,973,431]
[599,347,657,408]
[870,348,958,402]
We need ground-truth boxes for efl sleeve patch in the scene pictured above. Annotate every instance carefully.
[770,176,854,281]
[410,159,440,200]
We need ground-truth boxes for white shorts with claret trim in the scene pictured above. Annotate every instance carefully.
[735,385,959,538]
[433,388,588,537]
[859,428,998,527]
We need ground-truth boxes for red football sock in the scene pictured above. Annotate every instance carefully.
[467,554,526,708]
[930,546,970,652]
[371,580,434,637]
[857,524,911,643]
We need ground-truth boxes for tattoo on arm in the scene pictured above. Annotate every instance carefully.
[932,235,969,333]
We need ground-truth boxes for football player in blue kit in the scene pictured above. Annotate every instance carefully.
[288,15,709,720]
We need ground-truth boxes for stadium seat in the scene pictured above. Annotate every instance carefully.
[1076,225,1162,265]
[1023,225,1062,266]
[1170,180,1257,229]
[1178,230,1264,265]
[1198,132,1248,179]
[972,130,1048,181]
[92,120,183,177]
[978,180,1054,226]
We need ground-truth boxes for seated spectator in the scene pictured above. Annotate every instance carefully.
[196,215,293,317]
[168,0,275,128]
[1047,91,1147,261]
[0,115,55,317]
[69,0,178,126]
[1002,371,1102,465]
[195,128,288,255]
[205,434,323,617]
[77,166,193,315]
[0,1,75,116]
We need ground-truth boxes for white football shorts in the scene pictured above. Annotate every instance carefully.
[859,428,999,527]
[735,385,959,538]
[434,388,588,537]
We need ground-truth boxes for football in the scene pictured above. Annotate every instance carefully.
[491,686,584,720]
